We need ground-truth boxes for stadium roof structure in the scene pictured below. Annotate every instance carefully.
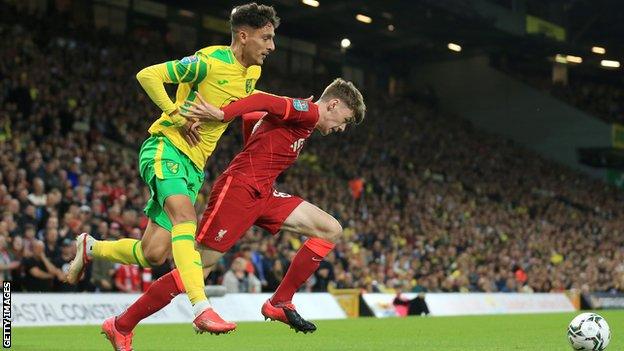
[156,0,513,67]
[155,0,624,71]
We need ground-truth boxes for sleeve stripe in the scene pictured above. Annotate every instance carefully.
[190,61,200,82]
[176,62,189,81]
[166,61,179,83]
[181,61,200,82]
[283,98,292,119]
[196,61,208,84]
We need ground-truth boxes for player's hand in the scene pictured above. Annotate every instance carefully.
[180,92,225,121]
[55,270,65,281]
[181,118,201,146]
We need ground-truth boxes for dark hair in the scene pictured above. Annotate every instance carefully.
[230,3,280,33]
[320,78,366,125]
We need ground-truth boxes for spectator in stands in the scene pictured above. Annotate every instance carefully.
[21,240,62,292]
[114,264,142,293]
[52,238,77,292]
[222,257,261,293]
[9,235,24,291]
[0,235,19,283]
[91,224,116,292]
[312,260,334,292]
[43,226,60,260]
[27,178,47,207]
[265,259,285,292]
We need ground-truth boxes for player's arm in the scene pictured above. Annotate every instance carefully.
[28,266,55,280]
[181,92,297,123]
[136,54,208,126]
[222,93,292,122]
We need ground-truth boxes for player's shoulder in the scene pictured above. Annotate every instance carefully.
[196,45,236,65]
[197,45,227,55]
[288,98,315,113]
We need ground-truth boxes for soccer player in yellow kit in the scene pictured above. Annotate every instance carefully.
[66,2,279,343]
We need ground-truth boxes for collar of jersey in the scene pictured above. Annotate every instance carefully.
[228,47,247,71]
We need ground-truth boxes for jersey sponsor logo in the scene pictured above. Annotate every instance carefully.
[272,190,292,198]
[166,161,179,174]
[217,79,228,85]
[291,138,305,153]
[214,229,227,242]
[180,55,198,65]
[245,78,255,93]
[292,99,309,112]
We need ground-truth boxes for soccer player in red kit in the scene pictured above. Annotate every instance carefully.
[103,78,365,344]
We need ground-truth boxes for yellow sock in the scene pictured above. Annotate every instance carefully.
[171,221,207,305]
[92,239,150,267]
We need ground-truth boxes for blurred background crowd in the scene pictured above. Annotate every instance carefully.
[2,2,624,297]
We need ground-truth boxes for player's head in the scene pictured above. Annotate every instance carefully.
[316,78,366,136]
[230,3,280,66]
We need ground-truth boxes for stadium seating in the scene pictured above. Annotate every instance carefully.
[1,2,623,296]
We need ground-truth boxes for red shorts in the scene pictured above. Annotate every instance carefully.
[196,174,304,252]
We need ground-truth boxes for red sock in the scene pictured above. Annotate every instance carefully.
[115,269,185,334]
[271,238,334,305]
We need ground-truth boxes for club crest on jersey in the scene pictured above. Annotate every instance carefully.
[214,229,227,242]
[180,55,198,65]
[166,161,179,174]
[292,99,309,112]
[245,79,255,93]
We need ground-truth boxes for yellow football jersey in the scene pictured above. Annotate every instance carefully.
[146,45,261,170]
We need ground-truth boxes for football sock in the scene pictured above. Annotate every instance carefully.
[170,221,208,305]
[271,238,335,305]
[192,300,213,317]
[92,239,150,267]
[115,269,185,334]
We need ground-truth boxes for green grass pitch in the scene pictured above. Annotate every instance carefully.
[12,311,623,350]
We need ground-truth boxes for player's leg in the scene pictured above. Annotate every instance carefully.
[102,268,185,349]
[256,197,341,333]
[93,219,169,265]
[162,194,205,306]
[67,217,171,285]
[67,137,175,284]
[190,247,238,334]
[191,175,263,332]
[107,175,255,340]
[107,246,231,348]
[138,219,171,265]
[134,135,209,316]
[270,201,341,304]
[112,175,251,339]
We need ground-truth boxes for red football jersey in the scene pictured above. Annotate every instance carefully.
[221,93,319,194]
[241,111,267,145]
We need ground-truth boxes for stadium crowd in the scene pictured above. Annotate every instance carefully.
[494,57,624,125]
[2,3,624,297]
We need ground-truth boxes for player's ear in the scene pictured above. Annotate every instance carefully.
[237,28,248,44]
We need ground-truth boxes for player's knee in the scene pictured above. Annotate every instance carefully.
[171,213,197,225]
[165,197,197,225]
[143,244,169,266]
[319,217,343,243]
[202,262,216,270]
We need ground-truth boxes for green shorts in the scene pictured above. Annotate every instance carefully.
[139,135,204,231]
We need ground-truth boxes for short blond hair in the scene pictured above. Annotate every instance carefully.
[319,78,366,124]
